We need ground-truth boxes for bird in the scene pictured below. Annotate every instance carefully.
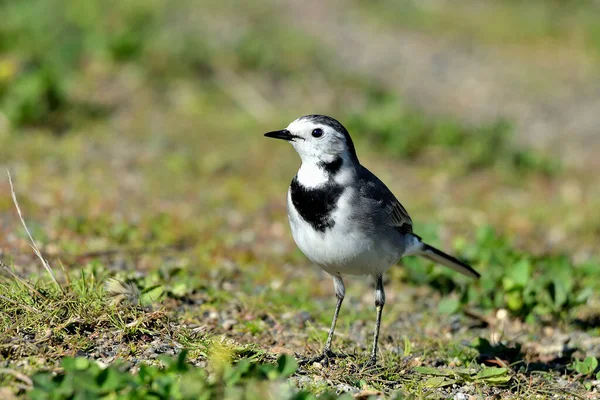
[264,114,480,367]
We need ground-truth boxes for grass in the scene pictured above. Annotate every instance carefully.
[343,89,560,177]
[27,353,313,400]
[1,0,600,398]
[401,225,598,321]
[354,0,600,64]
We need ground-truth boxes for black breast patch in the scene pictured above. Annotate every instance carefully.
[317,157,343,176]
[290,177,344,232]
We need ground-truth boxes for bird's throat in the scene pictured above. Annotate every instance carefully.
[297,157,345,188]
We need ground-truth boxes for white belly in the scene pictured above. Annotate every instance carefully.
[287,188,402,276]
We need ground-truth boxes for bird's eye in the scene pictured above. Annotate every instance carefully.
[312,128,324,138]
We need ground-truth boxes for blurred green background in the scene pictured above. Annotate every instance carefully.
[1,0,600,398]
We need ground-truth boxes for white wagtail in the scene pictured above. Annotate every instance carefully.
[265,114,480,366]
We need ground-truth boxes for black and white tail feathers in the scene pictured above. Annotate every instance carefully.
[407,234,480,279]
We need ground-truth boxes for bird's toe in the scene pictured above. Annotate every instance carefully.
[299,349,346,367]
[362,356,378,369]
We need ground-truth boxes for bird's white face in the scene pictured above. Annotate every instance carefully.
[264,115,356,166]
[284,118,350,164]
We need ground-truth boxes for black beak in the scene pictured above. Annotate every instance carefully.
[264,129,302,142]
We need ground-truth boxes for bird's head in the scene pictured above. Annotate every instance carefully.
[264,115,358,166]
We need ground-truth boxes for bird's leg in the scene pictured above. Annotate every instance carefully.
[324,291,344,354]
[366,274,385,367]
[300,275,345,366]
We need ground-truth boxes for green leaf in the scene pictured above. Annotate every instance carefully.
[74,358,91,370]
[475,367,508,379]
[438,297,460,314]
[571,359,586,374]
[140,284,164,306]
[276,354,298,377]
[584,356,598,372]
[173,349,189,372]
[453,368,476,376]
[575,287,593,304]
[61,357,76,371]
[423,376,455,388]
[96,367,123,391]
[62,357,90,372]
[225,359,251,385]
[171,282,191,297]
[482,375,512,384]
[508,259,531,287]
[552,279,568,308]
[414,366,453,376]
[574,359,591,374]
[403,336,412,357]
[505,291,523,312]
[31,372,55,391]
[265,366,280,380]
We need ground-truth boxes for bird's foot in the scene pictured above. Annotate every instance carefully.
[362,355,378,369]
[299,349,344,367]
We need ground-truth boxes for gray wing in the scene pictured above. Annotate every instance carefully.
[355,166,413,234]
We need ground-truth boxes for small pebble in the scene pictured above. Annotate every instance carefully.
[222,319,237,331]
